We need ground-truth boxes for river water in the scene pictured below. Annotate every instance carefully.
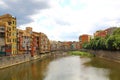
[0,55,120,80]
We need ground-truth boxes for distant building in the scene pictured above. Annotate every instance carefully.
[62,41,72,51]
[72,41,80,50]
[94,27,117,38]
[50,41,80,51]
[0,14,17,56]
[50,41,58,51]
[79,34,91,49]
[94,30,107,38]
[104,27,117,35]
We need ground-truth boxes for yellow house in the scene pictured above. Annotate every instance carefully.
[0,14,17,55]
[0,21,6,55]
[39,32,50,53]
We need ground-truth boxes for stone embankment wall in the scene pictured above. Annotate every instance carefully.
[88,50,120,63]
[0,51,67,69]
[0,54,49,69]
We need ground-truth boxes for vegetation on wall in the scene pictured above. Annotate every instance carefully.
[68,51,94,57]
[83,28,120,51]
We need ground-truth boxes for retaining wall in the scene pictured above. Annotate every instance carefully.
[0,51,87,69]
[88,50,120,63]
[0,54,43,69]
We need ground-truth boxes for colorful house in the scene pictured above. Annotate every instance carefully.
[32,32,40,56]
[79,34,91,49]
[17,27,32,56]
[39,32,50,53]
[0,14,17,56]
[94,30,107,38]
[94,27,117,38]
[0,21,7,56]
[50,41,64,51]
[71,41,80,50]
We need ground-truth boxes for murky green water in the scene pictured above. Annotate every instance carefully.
[0,55,120,80]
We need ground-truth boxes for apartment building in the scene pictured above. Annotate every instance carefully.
[17,29,24,54]
[94,27,117,38]
[0,21,6,56]
[94,30,107,38]
[0,14,17,55]
[17,27,32,55]
[71,41,80,50]
[79,34,91,49]
[32,32,40,56]
[39,32,50,53]
[50,41,64,51]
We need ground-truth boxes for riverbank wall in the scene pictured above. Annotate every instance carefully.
[0,51,67,69]
[87,50,120,63]
[0,53,51,69]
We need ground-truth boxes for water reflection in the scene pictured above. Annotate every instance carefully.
[86,57,120,80]
[44,56,109,80]
[0,56,119,80]
[0,58,52,80]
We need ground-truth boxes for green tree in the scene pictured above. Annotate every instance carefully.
[97,37,106,50]
[113,35,120,50]
[106,36,115,50]
[113,28,120,35]
[83,27,120,51]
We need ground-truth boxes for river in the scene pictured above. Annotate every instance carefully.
[0,55,120,80]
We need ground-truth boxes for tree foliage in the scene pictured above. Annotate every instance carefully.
[113,28,120,35]
[83,27,120,51]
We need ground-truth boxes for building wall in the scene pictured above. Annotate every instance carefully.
[50,41,80,51]
[94,27,117,38]
[39,32,50,53]
[17,29,24,54]
[50,41,62,51]
[79,34,91,49]
[94,30,107,38]
[0,22,6,56]
[17,27,32,56]
[0,14,17,55]
[104,27,117,35]
[72,41,80,50]
[32,32,39,56]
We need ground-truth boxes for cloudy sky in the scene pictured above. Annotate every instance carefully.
[0,0,120,41]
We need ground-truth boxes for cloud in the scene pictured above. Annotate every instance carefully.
[20,0,120,41]
[55,19,71,26]
[59,32,80,41]
[0,0,50,25]
[1,0,120,41]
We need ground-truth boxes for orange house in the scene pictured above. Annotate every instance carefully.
[94,30,107,38]
[79,34,91,49]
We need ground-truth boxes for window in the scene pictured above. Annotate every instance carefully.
[13,21,14,24]
[0,33,5,38]
[9,39,11,42]
[8,22,11,25]
[7,39,9,42]
[0,27,5,32]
